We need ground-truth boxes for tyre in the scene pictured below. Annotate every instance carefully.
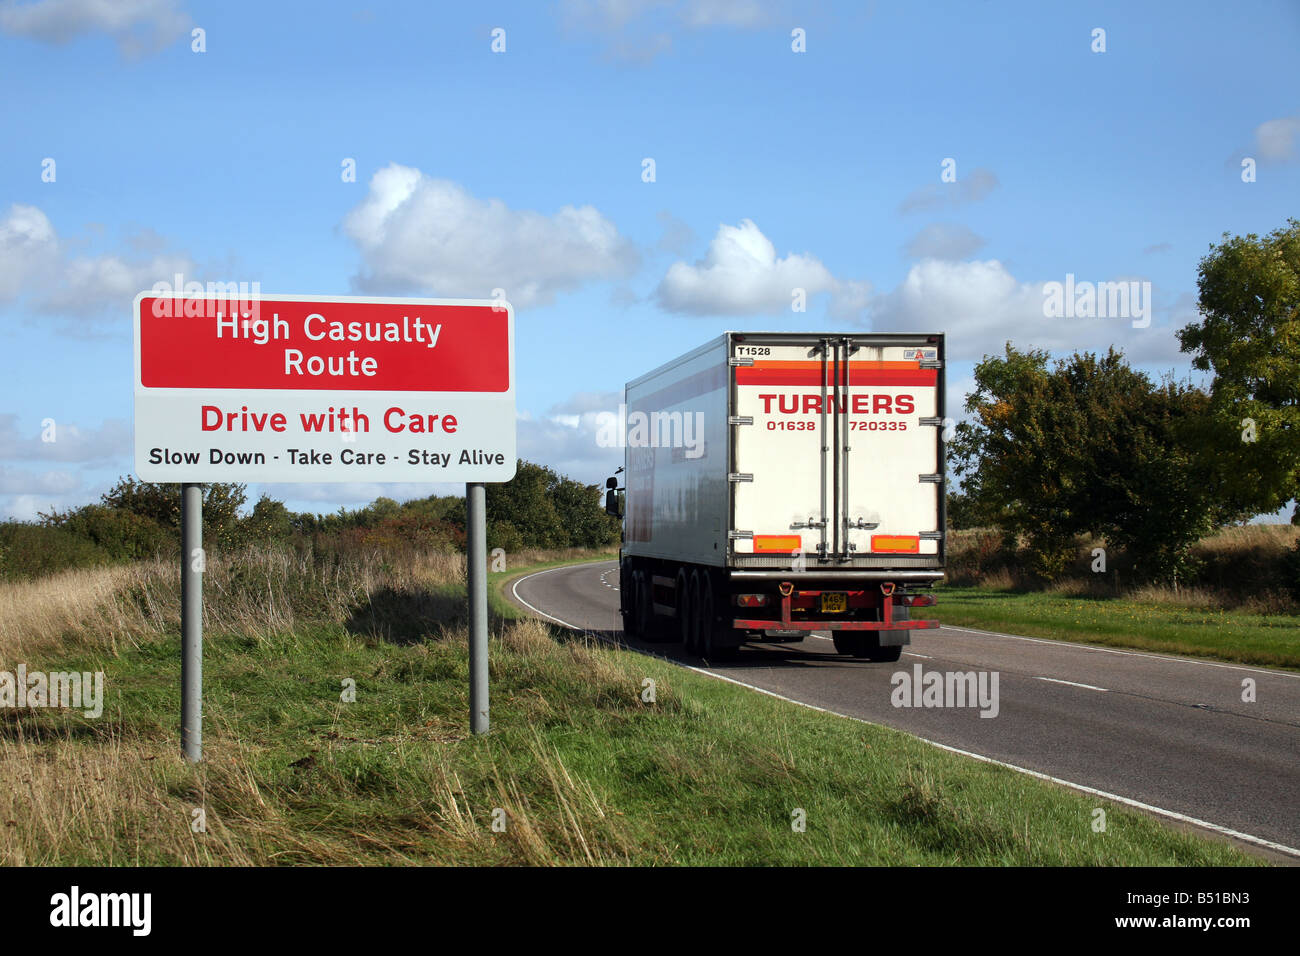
[634,571,656,639]
[699,575,734,660]
[833,632,903,662]
[832,633,869,657]
[866,643,903,662]
[684,570,702,654]
[621,566,640,638]
[675,568,692,647]
[869,601,907,661]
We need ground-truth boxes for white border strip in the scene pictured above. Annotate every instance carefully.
[509,564,1300,860]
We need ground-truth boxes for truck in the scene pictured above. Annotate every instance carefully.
[605,332,945,661]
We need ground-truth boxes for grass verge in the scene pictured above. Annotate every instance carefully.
[0,547,1262,865]
[934,584,1300,670]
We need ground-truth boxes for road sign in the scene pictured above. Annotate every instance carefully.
[134,292,516,483]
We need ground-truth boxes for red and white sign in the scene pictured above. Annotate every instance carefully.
[134,293,516,483]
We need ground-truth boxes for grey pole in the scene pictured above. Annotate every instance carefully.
[181,482,203,762]
[466,482,489,734]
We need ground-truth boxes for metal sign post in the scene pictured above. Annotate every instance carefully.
[466,482,489,734]
[181,482,203,762]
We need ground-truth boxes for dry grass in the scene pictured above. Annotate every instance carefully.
[1195,523,1300,555]
[946,523,1299,612]
[0,543,635,866]
[0,544,602,662]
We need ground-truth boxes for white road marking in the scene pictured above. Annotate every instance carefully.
[905,652,932,659]
[508,563,1300,860]
[1035,677,1109,692]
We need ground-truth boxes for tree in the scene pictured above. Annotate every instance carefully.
[89,477,248,551]
[484,460,619,551]
[951,345,1230,581]
[949,344,1079,578]
[242,495,293,542]
[1177,218,1300,519]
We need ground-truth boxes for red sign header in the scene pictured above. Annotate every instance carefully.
[138,296,509,392]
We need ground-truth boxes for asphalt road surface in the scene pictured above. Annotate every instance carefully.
[510,559,1300,860]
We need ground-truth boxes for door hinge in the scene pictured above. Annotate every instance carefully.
[729,473,754,482]
[918,474,943,483]
[728,415,754,425]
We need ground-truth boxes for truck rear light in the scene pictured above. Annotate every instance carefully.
[899,594,936,607]
[736,594,769,607]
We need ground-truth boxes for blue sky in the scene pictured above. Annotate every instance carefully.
[1,0,1297,520]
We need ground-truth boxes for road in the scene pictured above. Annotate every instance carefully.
[510,559,1300,860]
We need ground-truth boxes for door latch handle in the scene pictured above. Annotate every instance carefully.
[790,518,827,530]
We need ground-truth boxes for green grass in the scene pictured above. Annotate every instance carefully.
[934,584,1300,670]
[0,550,1264,866]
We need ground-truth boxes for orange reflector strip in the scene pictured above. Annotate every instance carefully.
[871,535,920,553]
[753,534,801,553]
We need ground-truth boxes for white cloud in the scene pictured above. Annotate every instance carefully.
[0,203,58,301]
[903,223,986,261]
[680,0,771,28]
[0,464,80,496]
[558,0,783,61]
[0,203,214,321]
[0,0,190,56]
[0,414,129,464]
[343,164,638,308]
[866,258,1186,365]
[517,407,623,489]
[655,209,695,255]
[899,168,999,214]
[1255,116,1300,163]
[655,218,869,318]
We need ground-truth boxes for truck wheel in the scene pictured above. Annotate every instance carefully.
[867,603,907,661]
[622,567,640,638]
[866,643,904,663]
[832,633,869,657]
[684,571,703,654]
[834,633,904,662]
[634,571,655,639]
[675,568,692,648]
[699,577,733,660]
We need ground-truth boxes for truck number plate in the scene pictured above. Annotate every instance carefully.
[820,593,847,613]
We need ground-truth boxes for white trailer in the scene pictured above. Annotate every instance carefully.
[606,332,945,661]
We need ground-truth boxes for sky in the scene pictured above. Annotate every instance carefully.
[1,0,1297,521]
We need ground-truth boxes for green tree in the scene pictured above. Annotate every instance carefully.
[1177,218,1300,520]
[483,460,619,550]
[485,461,566,549]
[90,476,248,551]
[242,495,294,542]
[951,345,1229,581]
